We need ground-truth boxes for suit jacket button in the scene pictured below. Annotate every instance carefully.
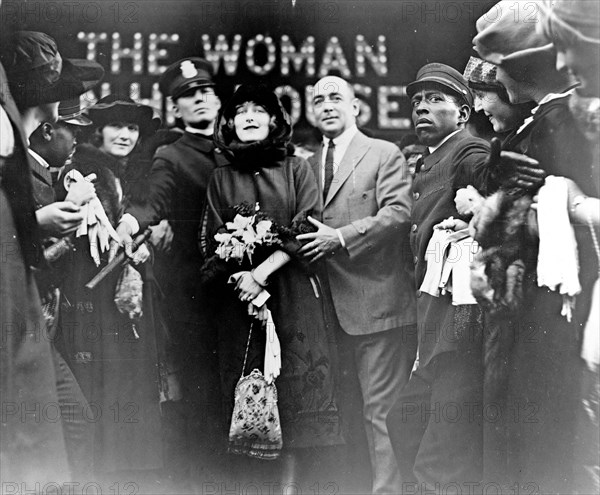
[413,256,418,264]
[413,192,420,200]
[416,290,422,297]
[362,193,368,199]
[358,227,366,234]
[411,224,418,232]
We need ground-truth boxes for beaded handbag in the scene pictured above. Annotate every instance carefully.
[228,321,282,460]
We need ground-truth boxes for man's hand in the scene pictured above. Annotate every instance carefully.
[434,216,469,231]
[149,219,174,253]
[109,221,134,262]
[296,216,342,263]
[64,179,96,206]
[36,201,85,236]
[131,242,151,265]
[488,137,546,191]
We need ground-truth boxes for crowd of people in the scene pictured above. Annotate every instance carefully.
[1,1,598,494]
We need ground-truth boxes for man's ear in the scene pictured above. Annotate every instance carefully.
[351,97,360,117]
[172,100,182,119]
[41,122,54,141]
[458,104,471,125]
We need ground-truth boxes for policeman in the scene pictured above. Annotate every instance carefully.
[117,57,229,481]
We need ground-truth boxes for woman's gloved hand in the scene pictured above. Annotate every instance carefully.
[488,137,547,191]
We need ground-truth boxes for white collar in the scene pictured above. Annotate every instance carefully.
[516,90,574,135]
[28,148,51,169]
[185,125,213,137]
[428,129,461,154]
[322,124,358,148]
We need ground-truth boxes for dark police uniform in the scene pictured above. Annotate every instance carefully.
[125,58,229,479]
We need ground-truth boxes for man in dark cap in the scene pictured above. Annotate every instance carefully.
[1,30,104,482]
[115,57,228,482]
[385,63,490,492]
[30,98,93,184]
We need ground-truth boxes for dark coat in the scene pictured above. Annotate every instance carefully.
[0,62,71,484]
[57,144,164,473]
[128,132,228,320]
[485,94,597,492]
[410,129,490,365]
[203,109,343,448]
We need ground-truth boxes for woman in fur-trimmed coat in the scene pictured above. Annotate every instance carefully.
[55,95,166,475]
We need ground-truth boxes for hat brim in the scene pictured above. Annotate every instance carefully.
[172,80,215,99]
[475,42,555,67]
[59,113,93,126]
[44,58,104,103]
[87,101,160,136]
[406,78,473,105]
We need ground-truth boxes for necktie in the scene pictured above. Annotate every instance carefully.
[414,149,430,174]
[323,139,335,200]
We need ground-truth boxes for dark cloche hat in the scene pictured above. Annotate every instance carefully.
[0,31,104,110]
[159,57,215,100]
[58,97,92,126]
[86,94,160,137]
[406,62,474,107]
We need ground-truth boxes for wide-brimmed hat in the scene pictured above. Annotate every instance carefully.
[86,94,160,136]
[58,97,92,126]
[0,31,104,110]
[473,0,555,66]
[406,63,473,106]
[159,57,215,100]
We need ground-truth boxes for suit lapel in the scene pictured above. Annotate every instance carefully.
[308,145,322,189]
[325,132,369,206]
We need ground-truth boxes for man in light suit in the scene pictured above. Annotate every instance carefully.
[297,75,417,495]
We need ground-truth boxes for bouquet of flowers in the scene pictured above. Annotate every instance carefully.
[214,202,283,265]
[201,202,317,285]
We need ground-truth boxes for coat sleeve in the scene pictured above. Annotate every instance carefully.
[200,167,225,258]
[337,142,413,259]
[126,151,177,231]
[292,156,321,221]
[452,140,491,194]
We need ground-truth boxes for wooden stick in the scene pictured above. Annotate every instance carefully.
[85,229,152,290]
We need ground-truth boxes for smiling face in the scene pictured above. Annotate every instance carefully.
[233,101,271,143]
[312,76,359,139]
[99,122,140,157]
[174,86,221,127]
[410,85,470,147]
[473,89,523,133]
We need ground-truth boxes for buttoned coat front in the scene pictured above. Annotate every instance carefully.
[308,130,416,335]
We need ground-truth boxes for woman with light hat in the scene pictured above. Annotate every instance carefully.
[539,1,600,492]
[472,1,597,491]
[56,94,166,476]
